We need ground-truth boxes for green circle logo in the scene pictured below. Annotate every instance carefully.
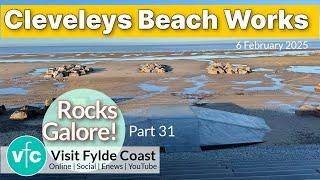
[42,89,126,172]
[7,135,47,176]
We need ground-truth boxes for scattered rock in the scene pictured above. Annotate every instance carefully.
[0,105,6,115]
[295,104,320,117]
[138,63,172,73]
[10,106,44,120]
[207,62,252,75]
[44,64,94,80]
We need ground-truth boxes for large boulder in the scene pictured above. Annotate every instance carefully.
[207,62,252,75]
[10,106,44,120]
[295,105,320,117]
[138,63,172,73]
[10,110,28,120]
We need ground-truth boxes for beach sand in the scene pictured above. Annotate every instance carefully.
[0,54,320,146]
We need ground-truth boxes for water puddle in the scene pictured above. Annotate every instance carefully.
[298,86,315,92]
[29,68,47,76]
[234,80,262,85]
[0,87,27,95]
[53,82,65,89]
[287,66,320,74]
[244,74,283,91]
[81,61,97,65]
[159,77,179,83]
[138,83,168,92]
[253,68,274,72]
[183,75,211,94]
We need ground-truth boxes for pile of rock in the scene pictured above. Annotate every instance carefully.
[315,83,320,93]
[295,104,320,117]
[207,62,252,75]
[44,64,94,80]
[9,106,44,120]
[138,63,172,73]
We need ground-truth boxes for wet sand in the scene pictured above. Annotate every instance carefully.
[0,54,320,146]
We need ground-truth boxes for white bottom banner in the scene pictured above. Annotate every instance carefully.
[1,146,160,174]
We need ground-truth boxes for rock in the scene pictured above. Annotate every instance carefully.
[217,67,225,74]
[67,64,76,69]
[226,68,235,74]
[61,71,69,77]
[295,105,320,117]
[43,64,93,80]
[225,63,232,69]
[154,68,165,73]
[212,62,223,67]
[85,67,94,72]
[69,72,80,77]
[52,71,59,77]
[79,69,87,75]
[10,110,28,120]
[44,73,52,78]
[10,106,43,120]
[207,67,219,74]
[238,69,249,74]
[53,73,64,79]
[0,105,6,114]
[45,98,56,109]
[57,66,66,72]
[207,62,252,75]
[75,65,82,69]
[138,63,172,73]
[245,66,252,72]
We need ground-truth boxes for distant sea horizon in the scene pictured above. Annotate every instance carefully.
[0,40,319,55]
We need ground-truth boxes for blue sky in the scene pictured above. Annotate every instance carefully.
[0,0,318,4]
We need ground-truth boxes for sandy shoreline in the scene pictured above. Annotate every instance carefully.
[0,54,320,146]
